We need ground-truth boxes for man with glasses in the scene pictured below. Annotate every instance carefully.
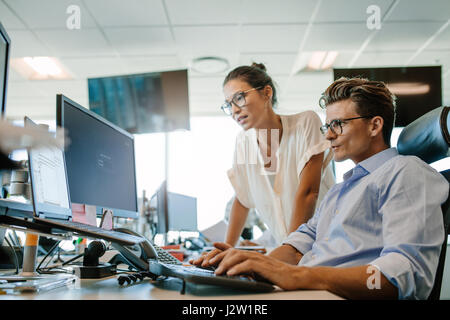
[200,77,449,300]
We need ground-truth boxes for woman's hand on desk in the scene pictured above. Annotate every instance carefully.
[239,240,267,253]
[239,240,259,246]
[189,242,232,267]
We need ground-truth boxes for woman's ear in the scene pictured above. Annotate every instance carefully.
[264,85,273,101]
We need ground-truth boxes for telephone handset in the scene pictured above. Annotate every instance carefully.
[111,228,158,271]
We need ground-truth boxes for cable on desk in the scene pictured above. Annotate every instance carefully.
[117,271,161,286]
[61,253,84,266]
[36,240,61,274]
[3,236,19,275]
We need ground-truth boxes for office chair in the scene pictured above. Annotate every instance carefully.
[397,106,450,300]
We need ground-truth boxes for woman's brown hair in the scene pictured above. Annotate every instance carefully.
[223,62,278,107]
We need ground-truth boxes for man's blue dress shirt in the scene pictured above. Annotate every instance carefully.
[283,148,449,299]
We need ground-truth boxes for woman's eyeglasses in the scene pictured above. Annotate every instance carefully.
[221,86,263,115]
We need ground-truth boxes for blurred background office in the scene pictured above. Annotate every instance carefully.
[0,0,449,238]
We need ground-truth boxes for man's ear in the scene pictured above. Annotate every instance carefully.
[370,116,384,138]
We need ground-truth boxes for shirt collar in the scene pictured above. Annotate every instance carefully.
[358,148,398,173]
[343,148,398,180]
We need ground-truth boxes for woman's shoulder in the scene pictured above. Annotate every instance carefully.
[281,110,322,129]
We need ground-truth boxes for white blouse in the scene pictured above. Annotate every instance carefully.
[227,111,335,245]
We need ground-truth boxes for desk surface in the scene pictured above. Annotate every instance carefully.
[0,274,343,300]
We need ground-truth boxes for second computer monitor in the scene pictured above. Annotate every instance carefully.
[56,94,138,219]
[155,181,197,234]
[167,192,197,232]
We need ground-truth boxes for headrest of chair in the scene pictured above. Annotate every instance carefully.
[397,106,450,164]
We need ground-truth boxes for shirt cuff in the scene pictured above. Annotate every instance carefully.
[282,230,314,257]
[370,252,416,300]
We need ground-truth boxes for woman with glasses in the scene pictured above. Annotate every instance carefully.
[207,63,335,254]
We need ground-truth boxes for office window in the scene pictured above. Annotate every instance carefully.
[135,116,240,231]
[134,132,166,200]
[167,117,240,230]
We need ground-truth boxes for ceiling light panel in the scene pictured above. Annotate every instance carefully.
[315,0,393,23]
[240,25,307,53]
[165,0,242,25]
[366,22,444,51]
[385,0,450,22]
[104,27,177,55]
[241,0,316,23]
[35,28,112,57]
[84,0,168,27]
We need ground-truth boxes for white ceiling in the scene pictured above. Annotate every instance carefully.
[1,0,450,120]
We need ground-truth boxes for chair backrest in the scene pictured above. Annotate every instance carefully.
[397,106,450,300]
[428,169,450,300]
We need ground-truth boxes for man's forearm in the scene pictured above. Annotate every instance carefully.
[298,265,398,299]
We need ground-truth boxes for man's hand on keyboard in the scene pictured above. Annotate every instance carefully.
[189,242,232,268]
[213,248,302,290]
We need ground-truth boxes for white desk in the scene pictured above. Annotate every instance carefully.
[0,274,343,300]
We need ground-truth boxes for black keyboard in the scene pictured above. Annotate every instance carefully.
[33,217,143,245]
[149,260,274,293]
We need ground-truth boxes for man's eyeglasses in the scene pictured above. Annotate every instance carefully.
[221,86,263,115]
[320,116,372,135]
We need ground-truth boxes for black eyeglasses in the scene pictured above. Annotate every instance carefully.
[320,116,372,135]
[221,86,263,115]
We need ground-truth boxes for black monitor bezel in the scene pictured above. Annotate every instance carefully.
[0,22,11,118]
[56,94,139,219]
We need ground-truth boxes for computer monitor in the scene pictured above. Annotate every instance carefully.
[153,181,197,234]
[25,117,72,220]
[0,22,10,118]
[87,69,190,134]
[56,94,139,219]
[167,192,197,232]
[154,181,168,235]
